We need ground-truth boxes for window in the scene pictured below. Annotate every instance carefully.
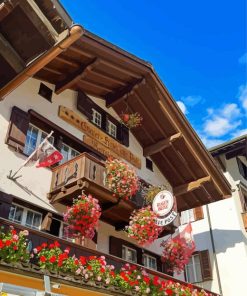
[60,143,80,164]
[185,254,202,283]
[237,157,247,180]
[240,186,247,212]
[8,204,42,230]
[180,209,195,224]
[146,158,153,171]
[92,109,102,127]
[143,254,157,270]
[24,124,54,156]
[122,245,137,263]
[107,120,117,138]
[59,222,74,242]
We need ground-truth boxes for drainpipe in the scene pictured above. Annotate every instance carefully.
[206,204,223,295]
[0,25,84,100]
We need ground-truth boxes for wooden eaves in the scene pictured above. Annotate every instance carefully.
[1,27,232,212]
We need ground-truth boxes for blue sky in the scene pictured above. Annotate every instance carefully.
[61,0,247,147]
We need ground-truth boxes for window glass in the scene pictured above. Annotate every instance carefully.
[107,120,117,138]
[40,131,54,145]
[92,109,102,127]
[8,205,24,223]
[71,148,80,159]
[185,254,202,283]
[143,254,157,270]
[24,125,39,155]
[122,245,137,263]
[60,143,70,163]
[25,210,42,229]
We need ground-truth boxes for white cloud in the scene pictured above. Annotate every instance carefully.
[176,101,187,114]
[203,103,242,137]
[232,128,247,138]
[181,95,203,107]
[200,136,224,148]
[238,84,247,112]
[239,53,247,64]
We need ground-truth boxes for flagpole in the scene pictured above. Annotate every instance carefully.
[8,131,54,180]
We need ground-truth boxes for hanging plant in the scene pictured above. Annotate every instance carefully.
[125,206,163,245]
[160,237,194,274]
[120,112,143,129]
[142,185,165,205]
[105,157,139,201]
[63,193,101,239]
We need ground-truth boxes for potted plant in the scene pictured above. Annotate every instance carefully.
[160,237,194,274]
[105,157,139,201]
[125,206,163,245]
[120,112,143,129]
[0,226,30,265]
[63,193,101,239]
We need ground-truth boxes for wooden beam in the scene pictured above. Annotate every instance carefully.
[143,132,182,156]
[55,58,99,94]
[0,33,25,73]
[105,77,145,108]
[174,176,211,196]
[0,0,19,22]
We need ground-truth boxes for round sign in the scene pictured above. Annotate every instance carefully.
[152,190,174,217]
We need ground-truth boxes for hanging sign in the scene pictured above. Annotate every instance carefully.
[152,190,178,226]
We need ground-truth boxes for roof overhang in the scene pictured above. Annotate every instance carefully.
[11,29,231,211]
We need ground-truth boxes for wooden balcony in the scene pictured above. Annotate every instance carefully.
[0,218,218,296]
[242,212,247,231]
[48,152,177,234]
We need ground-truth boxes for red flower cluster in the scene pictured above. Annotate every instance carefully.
[63,193,101,239]
[0,226,30,263]
[161,237,195,274]
[105,157,139,200]
[126,206,163,245]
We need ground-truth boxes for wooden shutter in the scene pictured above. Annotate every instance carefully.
[0,192,13,219]
[131,189,144,208]
[199,250,212,280]
[41,212,53,231]
[193,207,204,221]
[5,106,30,152]
[77,91,95,121]
[109,236,123,258]
[121,125,129,147]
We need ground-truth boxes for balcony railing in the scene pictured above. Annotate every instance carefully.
[242,212,247,230]
[0,218,218,296]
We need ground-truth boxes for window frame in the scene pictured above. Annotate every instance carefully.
[143,253,157,270]
[24,123,54,156]
[122,245,137,263]
[60,142,80,164]
[185,253,203,283]
[107,119,117,138]
[92,108,102,127]
[8,203,42,230]
[180,209,195,224]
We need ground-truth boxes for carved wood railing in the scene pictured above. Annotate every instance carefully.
[242,212,247,230]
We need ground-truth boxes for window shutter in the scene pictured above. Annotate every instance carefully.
[121,125,129,147]
[193,207,204,221]
[131,189,144,208]
[77,91,95,121]
[101,111,107,131]
[5,106,30,152]
[41,212,52,231]
[199,250,212,280]
[109,236,123,258]
[0,192,13,219]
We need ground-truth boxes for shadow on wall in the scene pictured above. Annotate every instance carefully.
[194,228,247,254]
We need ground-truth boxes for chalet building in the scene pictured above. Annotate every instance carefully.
[178,136,247,296]
[0,1,232,295]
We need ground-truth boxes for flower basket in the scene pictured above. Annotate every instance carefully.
[161,237,195,274]
[105,158,139,201]
[125,206,163,245]
[120,113,143,129]
[63,193,101,239]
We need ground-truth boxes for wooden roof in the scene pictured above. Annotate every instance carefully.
[32,30,231,212]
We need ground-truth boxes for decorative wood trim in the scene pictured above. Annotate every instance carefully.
[105,77,145,108]
[55,58,99,94]
[174,176,211,197]
[143,133,182,156]
[0,0,18,22]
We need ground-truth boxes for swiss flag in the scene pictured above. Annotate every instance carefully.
[36,150,63,168]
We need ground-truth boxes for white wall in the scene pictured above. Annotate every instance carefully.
[0,77,171,256]
[177,153,247,295]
